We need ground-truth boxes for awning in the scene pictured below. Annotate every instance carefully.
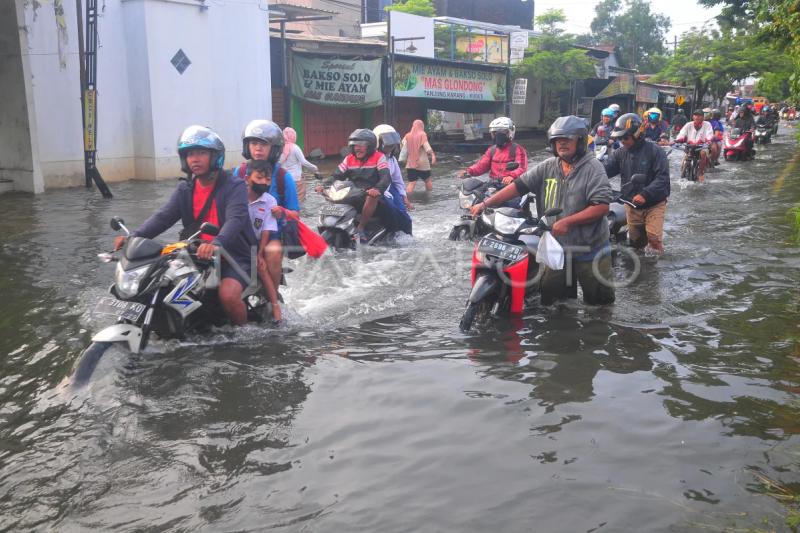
[268,2,338,23]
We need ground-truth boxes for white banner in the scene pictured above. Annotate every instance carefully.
[512,78,527,105]
[389,11,435,58]
[510,32,529,50]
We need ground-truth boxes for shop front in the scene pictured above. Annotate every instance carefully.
[589,72,636,126]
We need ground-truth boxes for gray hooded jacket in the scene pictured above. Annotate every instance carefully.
[515,153,612,251]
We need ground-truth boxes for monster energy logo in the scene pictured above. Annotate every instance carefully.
[544,178,558,209]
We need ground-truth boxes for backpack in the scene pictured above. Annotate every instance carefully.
[490,142,518,164]
[237,162,288,206]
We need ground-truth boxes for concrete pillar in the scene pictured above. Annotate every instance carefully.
[0,0,45,193]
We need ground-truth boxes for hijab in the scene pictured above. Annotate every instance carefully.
[405,120,428,169]
[282,127,297,160]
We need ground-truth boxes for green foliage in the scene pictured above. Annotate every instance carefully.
[514,14,596,125]
[384,0,436,17]
[536,8,567,37]
[588,0,671,73]
[791,202,800,243]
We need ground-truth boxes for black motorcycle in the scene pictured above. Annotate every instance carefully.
[316,173,390,250]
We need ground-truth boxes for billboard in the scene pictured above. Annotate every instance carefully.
[394,61,506,101]
[389,11,434,58]
[293,56,383,108]
[456,35,509,63]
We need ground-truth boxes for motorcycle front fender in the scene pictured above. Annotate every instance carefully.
[92,324,143,354]
[468,273,500,304]
[453,218,477,238]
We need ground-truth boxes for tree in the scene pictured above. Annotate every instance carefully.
[588,0,671,73]
[384,0,436,17]
[514,9,597,125]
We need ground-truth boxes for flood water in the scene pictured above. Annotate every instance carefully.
[3,127,800,532]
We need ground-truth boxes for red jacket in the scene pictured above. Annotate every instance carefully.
[467,143,528,180]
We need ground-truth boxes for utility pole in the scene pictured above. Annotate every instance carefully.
[632,35,636,71]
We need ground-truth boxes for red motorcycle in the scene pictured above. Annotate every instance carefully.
[724,128,754,161]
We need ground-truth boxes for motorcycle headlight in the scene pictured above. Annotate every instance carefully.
[494,212,524,235]
[459,192,477,209]
[115,263,149,299]
[330,187,351,201]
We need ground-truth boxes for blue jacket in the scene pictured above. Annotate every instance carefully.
[130,170,255,267]
[603,139,670,208]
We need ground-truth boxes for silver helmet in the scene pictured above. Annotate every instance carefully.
[242,119,284,163]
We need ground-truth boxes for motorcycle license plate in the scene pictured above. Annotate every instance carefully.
[94,297,146,321]
[478,237,525,262]
[321,205,349,216]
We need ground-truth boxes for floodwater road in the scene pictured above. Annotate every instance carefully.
[3,129,800,532]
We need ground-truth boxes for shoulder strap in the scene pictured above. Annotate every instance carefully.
[180,173,224,240]
[238,162,248,178]
[490,146,497,162]
[276,166,287,206]
[510,143,517,160]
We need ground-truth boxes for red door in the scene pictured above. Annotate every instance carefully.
[303,102,362,157]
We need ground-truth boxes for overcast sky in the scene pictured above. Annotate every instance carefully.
[534,0,723,46]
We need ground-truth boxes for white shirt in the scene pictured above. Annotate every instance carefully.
[278,145,318,183]
[385,156,407,199]
[248,192,278,238]
[677,121,714,144]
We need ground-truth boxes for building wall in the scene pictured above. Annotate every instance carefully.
[433,0,534,30]
[22,0,271,190]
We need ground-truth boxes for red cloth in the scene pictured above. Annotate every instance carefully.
[467,143,528,180]
[192,182,220,242]
[283,209,328,258]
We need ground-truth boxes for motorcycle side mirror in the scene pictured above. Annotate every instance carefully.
[200,223,220,237]
[505,162,520,171]
[631,174,647,184]
[544,208,563,217]
[110,216,124,231]
[314,172,324,181]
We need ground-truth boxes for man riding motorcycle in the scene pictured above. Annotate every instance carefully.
[674,109,714,181]
[458,117,528,185]
[604,113,671,252]
[317,129,391,244]
[113,126,254,326]
[591,108,615,136]
[644,107,669,142]
[672,108,688,135]
[732,105,757,159]
[704,108,722,166]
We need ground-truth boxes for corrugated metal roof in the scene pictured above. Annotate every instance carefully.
[268,2,340,18]
[285,34,387,47]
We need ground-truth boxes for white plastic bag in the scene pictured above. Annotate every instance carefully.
[536,232,565,270]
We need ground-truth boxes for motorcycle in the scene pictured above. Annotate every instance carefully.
[449,158,523,241]
[724,128,754,161]
[459,207,557,332]
[71,217,271,386]
[754,124,772,145]
[315,173,390,250]
[674,142,708,181]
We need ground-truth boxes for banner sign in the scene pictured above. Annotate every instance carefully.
[84,89,96,151]
[456,35,509,63]
[595,74,635,99]
[293,56,382,108]
[394,61,506,101]
[636,83,659,103]
[512,78,527,105]
[389,11,435,58]
[510,32,529,49]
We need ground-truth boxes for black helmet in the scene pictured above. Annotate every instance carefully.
[712,108,721,121]
[348,128,377,159]
[676,108,685,115]
[610,113,645,141]
[242,120,284,163]
[177,125,226,175]
[547,116,589,159]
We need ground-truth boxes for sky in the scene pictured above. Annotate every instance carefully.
[534,0,723,47]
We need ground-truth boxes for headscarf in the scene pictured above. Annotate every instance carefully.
[282,127,297,160]
[405,120,428,169]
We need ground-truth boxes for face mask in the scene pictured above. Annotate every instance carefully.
[494,132,509,147]
[250,182,270,195]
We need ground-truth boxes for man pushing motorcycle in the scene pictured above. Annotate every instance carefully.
[114,126,254,326]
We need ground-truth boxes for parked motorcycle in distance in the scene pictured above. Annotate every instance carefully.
[315,172,390,250]
[449,159,525,241]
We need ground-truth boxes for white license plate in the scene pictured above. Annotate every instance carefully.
[94,297,146,321]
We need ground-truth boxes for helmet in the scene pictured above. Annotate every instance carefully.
[646,107,662,122]
[489,117,516,140]
[597,125,609,136]
[676,108,685,115]
[373,124,402,158]
[547,115,589,159]
[601,108,615,117]
[242,120,284,163]
[763,106,770,113]
[712,108,721,120]
[177,125,225,175]
[348,128,378,159]
[703,108,712,117]
[609,103,621,114]
[610,113,645,141]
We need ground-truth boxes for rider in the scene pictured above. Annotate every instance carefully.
[672,108,688,135]
[469,116,615,306]
[609,103,622,122]
[233,120,300,292]
[114,126,253,326]
[317,129,392,244]
[604,113,671,252]
[591,108,615,136]
[732,105,757,159]
[644,107,669,142]
[674,109,714,181]
[704,108,722,166]
[373,124,413,235]
[458,117,527,185]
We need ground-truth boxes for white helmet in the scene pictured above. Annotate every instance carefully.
[372,124,402,157]
[489,117,516,140]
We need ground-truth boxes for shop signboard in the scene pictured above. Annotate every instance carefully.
[292,56,383,108]
[512,78,527,105]
[456,35,509,63]
[393,61,506,101]
[595,73,635,98]
[636,83,659,103]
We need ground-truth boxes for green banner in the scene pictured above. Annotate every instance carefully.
[292,56,382,108]
[393,61,506,102]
